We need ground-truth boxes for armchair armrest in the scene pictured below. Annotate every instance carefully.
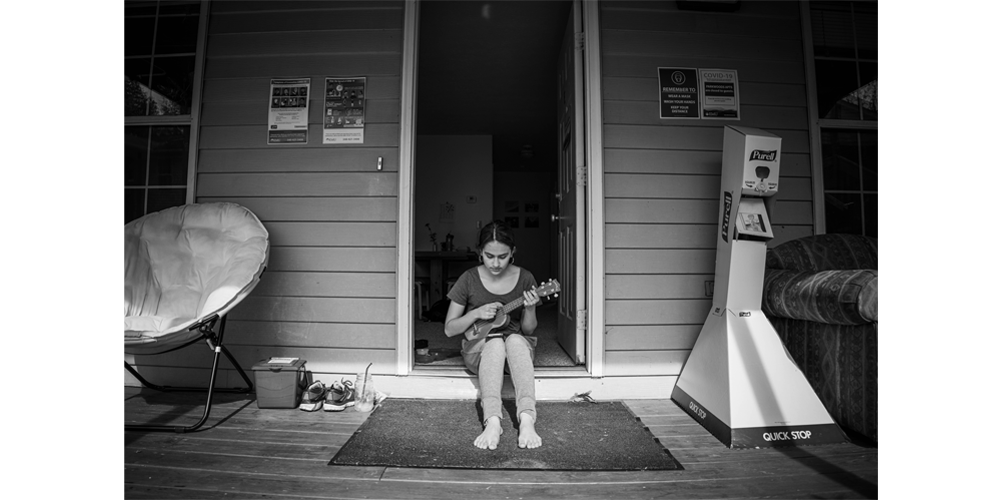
[763,269,878,325]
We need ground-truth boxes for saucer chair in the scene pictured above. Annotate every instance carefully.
[125,202,269,432]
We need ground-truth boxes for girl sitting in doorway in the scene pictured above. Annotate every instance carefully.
[444,220,542,450]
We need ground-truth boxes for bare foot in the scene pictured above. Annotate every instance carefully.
[517,412,542,449]
[474,416,503,450]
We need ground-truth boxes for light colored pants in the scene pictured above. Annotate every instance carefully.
[462,334,537,424]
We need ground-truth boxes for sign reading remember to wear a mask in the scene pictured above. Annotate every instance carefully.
[658,67,699,119]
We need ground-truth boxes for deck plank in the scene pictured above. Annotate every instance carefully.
[126,448,381,479]
[126,427,351,450]
[125,410,366,434]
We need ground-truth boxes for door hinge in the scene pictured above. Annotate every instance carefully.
[576,163,587,187]
[575,32,585,51]
[576,309,587,330]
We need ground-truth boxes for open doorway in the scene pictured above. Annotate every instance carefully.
[411,1,577,369]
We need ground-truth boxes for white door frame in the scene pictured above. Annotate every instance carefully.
[395,0,420,375]
[395,0,605,377]
[581,0,605,378]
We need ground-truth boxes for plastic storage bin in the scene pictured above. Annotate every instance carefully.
[251,358,307,409]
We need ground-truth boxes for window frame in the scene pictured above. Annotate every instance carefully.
[124,0,210,214]
[801,0,877,236]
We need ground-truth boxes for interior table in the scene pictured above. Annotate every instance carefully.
[414,251,479,304]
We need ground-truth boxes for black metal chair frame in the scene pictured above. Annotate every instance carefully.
[125,314,254,433]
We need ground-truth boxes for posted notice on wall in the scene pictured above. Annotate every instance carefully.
[658,67,700,119]
[699,69,740,119]
[267,78,311,144]
[323,77,366,144]
[658,67,741,120]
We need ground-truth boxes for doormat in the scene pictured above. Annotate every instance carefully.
[328,399,683,471]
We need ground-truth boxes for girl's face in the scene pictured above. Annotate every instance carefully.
[481,241,514,276]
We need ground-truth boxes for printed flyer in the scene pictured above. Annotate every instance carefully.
[739,212,765,234]
[699,69,740,119]
[323,77,366,144]
[267,78,311,144]
[658,67,699,119]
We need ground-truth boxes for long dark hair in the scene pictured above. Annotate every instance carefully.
[477,219,516,253]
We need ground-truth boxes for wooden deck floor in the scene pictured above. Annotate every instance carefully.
[125,387,877,499]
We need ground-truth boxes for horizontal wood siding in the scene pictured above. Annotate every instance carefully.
[134,1,405,385]
[600,1,813,377]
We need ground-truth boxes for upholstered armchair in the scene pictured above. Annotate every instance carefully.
[762,234,878,444]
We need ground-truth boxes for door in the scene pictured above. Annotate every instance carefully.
[555,1,586,364]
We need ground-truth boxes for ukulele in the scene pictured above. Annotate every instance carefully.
[463,279,561,342]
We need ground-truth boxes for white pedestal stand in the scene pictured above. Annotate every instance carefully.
[671,126,845,448]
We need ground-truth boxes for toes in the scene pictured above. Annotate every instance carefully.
[474,426,502,450]
[518,433,542,449]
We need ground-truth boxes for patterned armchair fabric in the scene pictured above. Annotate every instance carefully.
[763,269,878,324]
[763,234,878,443]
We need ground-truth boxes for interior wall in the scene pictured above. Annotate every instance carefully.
[492,171,555,282]
[414,135,493,255]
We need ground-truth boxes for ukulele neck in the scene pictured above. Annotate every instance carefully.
[501,296,525,314]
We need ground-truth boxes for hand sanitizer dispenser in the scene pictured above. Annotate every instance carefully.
[670,126,845,448]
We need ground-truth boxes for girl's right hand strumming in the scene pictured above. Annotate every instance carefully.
[475,302,502,320]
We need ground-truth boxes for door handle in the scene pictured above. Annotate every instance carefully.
[551,215,563,222]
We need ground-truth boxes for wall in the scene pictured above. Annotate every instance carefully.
[133,1,406,386]
[493,171,555,283]
[599,1,814,377]
[413,135,493,254]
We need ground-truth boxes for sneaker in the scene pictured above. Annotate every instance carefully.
[323,379,356,412]
[299,381,326,411]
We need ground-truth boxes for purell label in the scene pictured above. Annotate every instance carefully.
[749,149,777,162]
[721,191,732,242]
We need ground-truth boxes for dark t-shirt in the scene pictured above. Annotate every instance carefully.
[447,266,538,336]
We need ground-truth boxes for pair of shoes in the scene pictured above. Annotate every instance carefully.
[299,381,326,411]
[323,379,356,412]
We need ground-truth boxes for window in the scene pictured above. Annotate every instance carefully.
[808,0,877,237]
[124,0,203,223]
